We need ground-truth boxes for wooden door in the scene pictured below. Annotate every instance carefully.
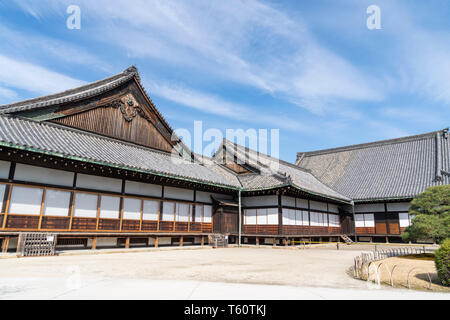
[341,214,354,234]
[388,213,400,235]
[212,208,222,233]
[375,213,387,234]
[222,211,238,234]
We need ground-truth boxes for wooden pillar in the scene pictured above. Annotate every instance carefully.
[284,238,288,246]
[2,237,9,253]
[385,236,389,243]
[91,237,97,250]
[38,188,46,230]
[179,236,183,247]
[154,236,159,248]
[255,237,259,246]
[125,237,130,249]
[278,192,283,235]
[201,236,205,246]
[273,238,276,246]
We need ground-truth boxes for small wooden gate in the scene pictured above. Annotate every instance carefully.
[17,233,57,257]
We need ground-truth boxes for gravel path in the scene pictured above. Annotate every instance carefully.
[0,246,448,299]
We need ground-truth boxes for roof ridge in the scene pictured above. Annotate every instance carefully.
[298,128,448,158]
[0,66,137,111]
[222,138,312,172]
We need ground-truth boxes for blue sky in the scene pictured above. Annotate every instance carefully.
[0,0,449,162]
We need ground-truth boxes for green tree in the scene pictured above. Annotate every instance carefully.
[402,185,450,244]
[434,239,450,286]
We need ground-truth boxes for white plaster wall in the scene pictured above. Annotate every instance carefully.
[15,163,74,187]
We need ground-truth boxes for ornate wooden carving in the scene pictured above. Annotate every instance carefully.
[107,94,152,123]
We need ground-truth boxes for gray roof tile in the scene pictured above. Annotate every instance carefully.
[297,129,450,201]
[0,115,240,188]
[216,140,351,202]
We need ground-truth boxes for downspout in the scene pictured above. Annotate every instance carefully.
[238,188,242,247]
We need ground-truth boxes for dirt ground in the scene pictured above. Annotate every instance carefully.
[0,246,370,289]
[0,245,448,299]
[368,257,450,292]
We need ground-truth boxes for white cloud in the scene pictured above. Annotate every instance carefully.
[147,79,315,133]
[13,0,384,114]
[0,55,85,96]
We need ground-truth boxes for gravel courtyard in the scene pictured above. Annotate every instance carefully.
[0,246,448,299]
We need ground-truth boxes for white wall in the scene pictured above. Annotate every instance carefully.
[296,199,309,209]
[242,195,278,207]
[164,186,194,201]
[15,163,74,187]
[125,181,162,197]
[354,203,385,213]
[282,196,296,207]
[76,173,122,193]
[0,160,10,179]
[310,200,327,212]
[328,204,339,213]
[387,202,410,212]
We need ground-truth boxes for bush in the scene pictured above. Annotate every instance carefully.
[434,238,450,286]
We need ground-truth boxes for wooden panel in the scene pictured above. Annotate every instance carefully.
[309,226,329,235]
[54,106,173,152]
[6,215,40,229]
[202,223,212,233]
[159,221,174,231]
[244,225,279,235]
[282,225,303,235]
[189,222,202,232]
[388,213,400,235]
[98,219,120,231]
[356,227,375,234]
[243,225,257,234]
[328,227,342,235]
[71,217,97,231]
[141,221,158,231]
[175,222,189,232]
[41,216,70,230]
[374,213,387,234]
[224,162,251,174]
[122,220,140,231]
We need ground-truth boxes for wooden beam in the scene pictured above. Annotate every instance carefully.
[179,236,183,247]
[139,199,143,231]
[96,195,101,231]
[2,184,12,230]
[37,188,47,230]
[68,192,76,231]
[91,237,97,250]
[154,236,159,248]
[1,236,9,253]
[125,237,130,249]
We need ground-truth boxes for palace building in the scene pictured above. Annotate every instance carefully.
[0,66,448,252]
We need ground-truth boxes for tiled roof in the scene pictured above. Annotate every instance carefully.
[0,115,241,189]
[296,129,450,201]
[0,67,138,114]
[215,140,351,203]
